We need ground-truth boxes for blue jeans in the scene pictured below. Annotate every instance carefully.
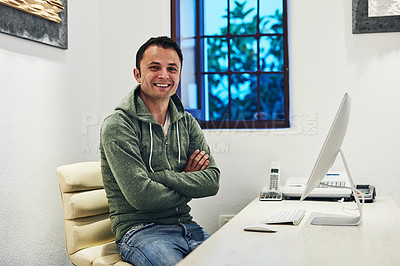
[117,223,211,266]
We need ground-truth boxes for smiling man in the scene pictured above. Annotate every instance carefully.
[99,36,220,266]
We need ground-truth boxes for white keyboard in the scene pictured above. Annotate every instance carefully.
[262,209,306,226]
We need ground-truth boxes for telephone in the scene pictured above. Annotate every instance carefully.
[259,162,283,201]
[355,184,376,202]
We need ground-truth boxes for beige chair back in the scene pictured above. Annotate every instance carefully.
[57,162,131,266]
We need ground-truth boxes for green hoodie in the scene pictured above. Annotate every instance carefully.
[100,85,220,241]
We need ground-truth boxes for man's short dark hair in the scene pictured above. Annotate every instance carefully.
[136,36,183,73]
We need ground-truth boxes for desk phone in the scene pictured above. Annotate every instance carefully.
[356,184,376,202]
[260,162,282,201]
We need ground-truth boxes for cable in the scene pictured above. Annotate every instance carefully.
[318,182,365,215]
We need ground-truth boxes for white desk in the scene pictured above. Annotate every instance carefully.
[178,197,400,266]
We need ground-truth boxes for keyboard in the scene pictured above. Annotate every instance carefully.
[262,209,306,226]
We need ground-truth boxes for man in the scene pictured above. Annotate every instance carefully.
[100,36,220,265]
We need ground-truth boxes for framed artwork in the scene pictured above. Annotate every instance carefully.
[353,0,400,34]
[0,0,68,49]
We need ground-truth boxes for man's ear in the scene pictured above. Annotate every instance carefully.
[133,68,141,83]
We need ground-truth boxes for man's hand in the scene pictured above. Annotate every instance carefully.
[184,149,209,172]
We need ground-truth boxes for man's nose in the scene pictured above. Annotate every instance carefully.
[158,68,169,79]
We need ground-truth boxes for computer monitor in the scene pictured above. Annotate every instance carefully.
[300,93,363,226]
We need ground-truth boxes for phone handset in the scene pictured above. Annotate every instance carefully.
[259,161,283,201]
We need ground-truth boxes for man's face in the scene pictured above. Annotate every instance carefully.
[134,45,181,102]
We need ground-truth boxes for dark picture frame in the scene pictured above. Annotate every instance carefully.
[353,0,400,34]
[0,0,68,49]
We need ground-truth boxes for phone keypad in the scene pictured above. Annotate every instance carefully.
[270,174,279,190]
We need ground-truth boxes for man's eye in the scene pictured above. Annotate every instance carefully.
[149,66,159,70]
[168,67,178,72]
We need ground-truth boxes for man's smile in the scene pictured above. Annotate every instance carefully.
[154,83,172,88]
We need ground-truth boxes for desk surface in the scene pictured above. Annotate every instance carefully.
[178,197,400,266]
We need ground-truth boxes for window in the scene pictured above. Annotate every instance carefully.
[172,0,289,129]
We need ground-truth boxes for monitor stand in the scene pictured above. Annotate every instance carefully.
[311,149,363,226]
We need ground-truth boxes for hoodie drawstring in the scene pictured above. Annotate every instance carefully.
[148,121,181,172]
[176,121,181,164]
[149,123,155,173]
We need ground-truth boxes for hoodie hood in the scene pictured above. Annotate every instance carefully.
[115,85,185,125]
[114,85,185,172]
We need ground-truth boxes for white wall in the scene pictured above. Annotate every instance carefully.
[0,0,399,264]
[0,0,169,265]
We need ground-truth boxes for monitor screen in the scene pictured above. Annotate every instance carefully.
[299,93,362,225]
[300,93,351,201]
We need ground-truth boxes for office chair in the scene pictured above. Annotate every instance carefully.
[57,162,131,266]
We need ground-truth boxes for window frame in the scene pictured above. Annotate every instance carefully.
[171,0,290,129]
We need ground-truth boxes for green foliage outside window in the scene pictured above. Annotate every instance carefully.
[206,1,284,122]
